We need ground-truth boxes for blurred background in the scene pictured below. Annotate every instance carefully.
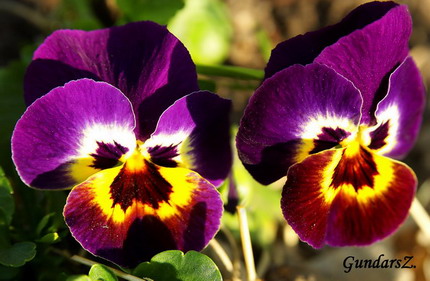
[0,0,430,280]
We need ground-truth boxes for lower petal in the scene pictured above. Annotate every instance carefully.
[63,161,223,268]
[281,147,416,248]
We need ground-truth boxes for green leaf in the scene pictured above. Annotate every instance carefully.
[36,213,56,236]
[133,250,222,281]
[0,242,36,267]
[196,64,264,80]
[53,0,101,30]
[0,60,26,172]
[117,0,184,25]
[66,275,92,281]
[0,168,14,226]
[36,232,60,244]
[168,0,232,65]
[88,264,118,281]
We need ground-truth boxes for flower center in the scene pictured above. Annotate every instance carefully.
[109,142,173,212]
[330,127,379,191]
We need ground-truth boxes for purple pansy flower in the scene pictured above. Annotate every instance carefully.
[237,1,425,248]
[12,22,232,267]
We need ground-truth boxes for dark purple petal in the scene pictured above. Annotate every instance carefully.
[236,63,362,185]
[24,21,199,140]
[315,4,411,124]
[144,91,232,186]
[365,57,426,159]
[12,79,136,189]
[265,1,399,79]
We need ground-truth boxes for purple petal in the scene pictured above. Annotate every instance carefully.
[365,57,426,159]
[315,4,411,124]
[236,63,361,185]
[24,21,199,140]
[12,79,136,189]
[265,1,399,79]
[144,91,232,186]
[64,163,223,268]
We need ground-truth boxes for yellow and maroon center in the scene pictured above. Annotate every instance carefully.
[90,142,195,224]
[321,126,395,204]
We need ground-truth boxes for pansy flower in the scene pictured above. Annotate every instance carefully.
[12,22,232,267]
[236,1,425,247]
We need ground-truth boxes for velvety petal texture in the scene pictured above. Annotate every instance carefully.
[315,4,411,124]
[281,145,416,247]
[265,1,400,79]
[64,157,222,268]
[237,1,424,249]
[265,1,411,124]
[364,57,426,159]
[14,21,231,267]
[12,79,136,189]
[144,91,232,186]
[25,21,199,140]
[237,63,362,184]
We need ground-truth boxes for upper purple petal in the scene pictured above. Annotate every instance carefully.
[24,21,199,140]
[366,57,426,159]
[315,4,411,124]
[265,1,399,79]
[12,79,136,189]
[236,63,361,185]
[144,91,232,186]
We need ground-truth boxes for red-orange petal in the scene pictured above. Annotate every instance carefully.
[281,145,416,248]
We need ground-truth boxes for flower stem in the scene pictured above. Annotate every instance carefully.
[237,205,257,281]
[70,255,148,281]
[196,64,264,80]
[209,238,234,273]
[410,197,430,240]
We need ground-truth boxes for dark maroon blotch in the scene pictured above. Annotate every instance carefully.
[90,141,129,169]
[331,146,378,191]
[147,144,180,167]
[109,160,172,211]
[310,127,350,154]
[368,121,389,150]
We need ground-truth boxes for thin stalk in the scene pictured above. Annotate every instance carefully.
[410,197,430,240]
[209,239,234,273]
[221,226,242,280]
[196,64,264,81]
[70,255,148,281]
[237,206,257,281]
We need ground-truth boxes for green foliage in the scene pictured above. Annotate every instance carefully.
[66,275,92,281]
[0,168,14,226]
[117,0,184,25]
[52,0,102,30]
[0,241,36,267]
[36,232,60,244]
[133,250,222,281]
[196,64,264,80]
[168,0,232,65]
[0,60,26,174]
[88,264,118,281]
